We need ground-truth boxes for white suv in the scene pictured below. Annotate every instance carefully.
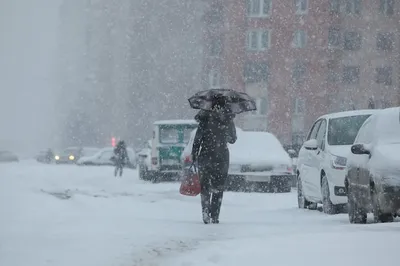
[296,110,380,214]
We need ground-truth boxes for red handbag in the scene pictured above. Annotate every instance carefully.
[180,164,201,196]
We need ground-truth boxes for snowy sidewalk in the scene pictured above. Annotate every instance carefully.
[0,161,399,266]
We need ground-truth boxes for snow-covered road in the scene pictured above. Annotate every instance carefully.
[0,161,399,266]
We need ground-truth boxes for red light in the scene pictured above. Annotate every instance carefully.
[111,137,116,147]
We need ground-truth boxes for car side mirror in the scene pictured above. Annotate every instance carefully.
[351,144,370,155]
[304,139,318,150]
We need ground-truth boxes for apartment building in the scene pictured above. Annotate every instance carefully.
[201,0,400,146]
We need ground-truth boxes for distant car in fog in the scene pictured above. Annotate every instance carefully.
[77,147,137,169]
[55,147,100,164]
[35,149,54,164]
[0,151,19,163]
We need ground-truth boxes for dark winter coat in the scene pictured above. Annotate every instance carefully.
[192,110,237,165]
[114,144,129,165]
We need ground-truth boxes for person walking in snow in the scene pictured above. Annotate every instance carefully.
[191,96,237,224]
[113,140,129,177]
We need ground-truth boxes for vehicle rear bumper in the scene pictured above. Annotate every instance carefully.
[229,173,294,184]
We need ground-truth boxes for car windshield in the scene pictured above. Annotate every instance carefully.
[63,148,80,155]
[159,126,179,144]
[327,115,371,146]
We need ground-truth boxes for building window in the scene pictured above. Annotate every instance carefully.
[345,0,361,15]
[292,61,307,85]
[344,31,362,50]
[330,0,340,13]
[292,30,307,48]
[377,33,394,51]
[208,4,223,24]
[244,61,269,84]
[252,97,268,115]
[379,0,394,16]
[294,98,306,114]
[210,38,222,57]
[328,27,341,47]
[295,0,308,14]
[376,66,392,86]
[247,0,271,17]
[342,66,360,85]
[208,69,221,88]
[327,60,338,83]
[246,30,271,51]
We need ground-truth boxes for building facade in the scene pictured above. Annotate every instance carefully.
[202,0,400,146]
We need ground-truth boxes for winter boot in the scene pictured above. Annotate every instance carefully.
[201,193,211,224]
[210,191,223,224]
[202,208,211,224]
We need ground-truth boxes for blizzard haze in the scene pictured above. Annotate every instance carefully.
[0,0,61,155]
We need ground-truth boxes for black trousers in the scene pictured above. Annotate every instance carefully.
[198,152,229,221]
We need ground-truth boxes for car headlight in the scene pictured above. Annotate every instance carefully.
[55,155,60,160]
[331,154,347,170]
[69,155,75,160]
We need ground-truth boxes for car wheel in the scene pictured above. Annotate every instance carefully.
[371,186,393,223]
[347,185,367,224]
[151,172,160,183]
[138,166,147,180]
[321,175,339,215]
[297,174,316,209]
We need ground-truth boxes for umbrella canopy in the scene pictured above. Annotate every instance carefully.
[188,89,257,114]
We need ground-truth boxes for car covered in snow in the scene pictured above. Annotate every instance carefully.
[296,109,380,214]
[345,107,400,224]
[55,147,100,164]
[77,147,137,168]
[181,128,294,192]
[0,150,19,163]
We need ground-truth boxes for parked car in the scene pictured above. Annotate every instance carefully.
[55,147,99,164]
[181,128,294,193]
[77,147,137,168]
[0,151,19,162]
[296,109,380,214]
[35,149,54,164]
[137,140,152,180]
[345,107,400,224]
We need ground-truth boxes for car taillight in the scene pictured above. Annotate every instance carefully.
[151,157,158,165]
[184,155,192,163]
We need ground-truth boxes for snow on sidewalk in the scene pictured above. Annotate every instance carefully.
[1,160,399,266]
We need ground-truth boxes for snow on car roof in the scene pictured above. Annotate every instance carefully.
[374,107,400,138]
[230,131,290,165]
[317,109,381,120]
[153,119,198,125]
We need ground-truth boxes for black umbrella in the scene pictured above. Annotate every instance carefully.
[188,89,257,114]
